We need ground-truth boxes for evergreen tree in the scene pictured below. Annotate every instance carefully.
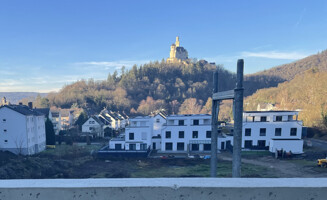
[45,118,55,145]
[75,111,88,130]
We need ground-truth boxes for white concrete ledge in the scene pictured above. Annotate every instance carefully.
[1,178,327,200]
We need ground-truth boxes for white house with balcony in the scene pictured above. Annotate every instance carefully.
[160,114,233,153]
[242,111,303,154]
[0,105,46,155]
[109,112,166,151]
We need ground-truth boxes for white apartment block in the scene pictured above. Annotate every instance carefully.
[0,105,46,155]
[108,111,303,155]
[163,115,212,152]
[243,111,303,154]
[109,113,232,153]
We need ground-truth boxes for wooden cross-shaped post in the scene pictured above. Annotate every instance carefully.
[210,59,244,178]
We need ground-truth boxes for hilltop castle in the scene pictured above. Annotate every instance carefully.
[166,36,189,63]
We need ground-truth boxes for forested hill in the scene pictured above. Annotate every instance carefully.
[244,50,327,95]
[245,69,327,128]
[253,50,327,81]
[42,49,327,117]
[47,60,236,115]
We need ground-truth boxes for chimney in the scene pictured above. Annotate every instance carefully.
[19,102,23,106]
[28,102,33,109]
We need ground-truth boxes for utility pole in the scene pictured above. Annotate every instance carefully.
[211,59,244,178]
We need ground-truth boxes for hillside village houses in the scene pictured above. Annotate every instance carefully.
[0,104,46,155]
[108,110,304,155]
[98,109,128,130]
[82,109,129,138]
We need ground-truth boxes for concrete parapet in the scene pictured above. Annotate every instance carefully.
[1,178,327,200]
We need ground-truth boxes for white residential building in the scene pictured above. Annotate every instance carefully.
[50,110,61,135]
[0,105,46,155]
[109,113,166,151]
[107,111,303,155]
[242,111,303,154]
[161,114,232,153]
[82,116,104,138]
[109,113,232,153]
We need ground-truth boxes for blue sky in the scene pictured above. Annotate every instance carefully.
[0,0,326,92]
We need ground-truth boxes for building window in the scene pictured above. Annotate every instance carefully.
[115,144,122,150]
[258,140,266,147]
[165,142,173,150]
[275,116,282,122]
[206,131,211,138]
[260,116,267,122]
[140,144,147,150]
[177,142,184,151]
[89,121,95,124]
[288,115,295,121]
[129,144,136,150]
[204,144,211,151]
[179,131,184,138]
[192,131,198,138]
[156,118,160,123]
[275,128,282,136]
[246,116,255,122]
[193,119,199,125]
[2,119,6,122]
[290,128,297,136]
[129,132,134,140]
[245,128,251,136]
[192,144,199,151]
[244,140,253,148]
[3,129,7,133]
[4,140,8,143]
[260,128,266,136]
[166,131,171,138]
[178,120,184,126]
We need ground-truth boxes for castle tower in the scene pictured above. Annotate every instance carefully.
[170,44,176,58]
[175,36,180,47]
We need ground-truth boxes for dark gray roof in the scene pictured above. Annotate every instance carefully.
[91,116,104,126]
[1,105,44,116]
[34,108,50,117]
[98,115,112,125]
